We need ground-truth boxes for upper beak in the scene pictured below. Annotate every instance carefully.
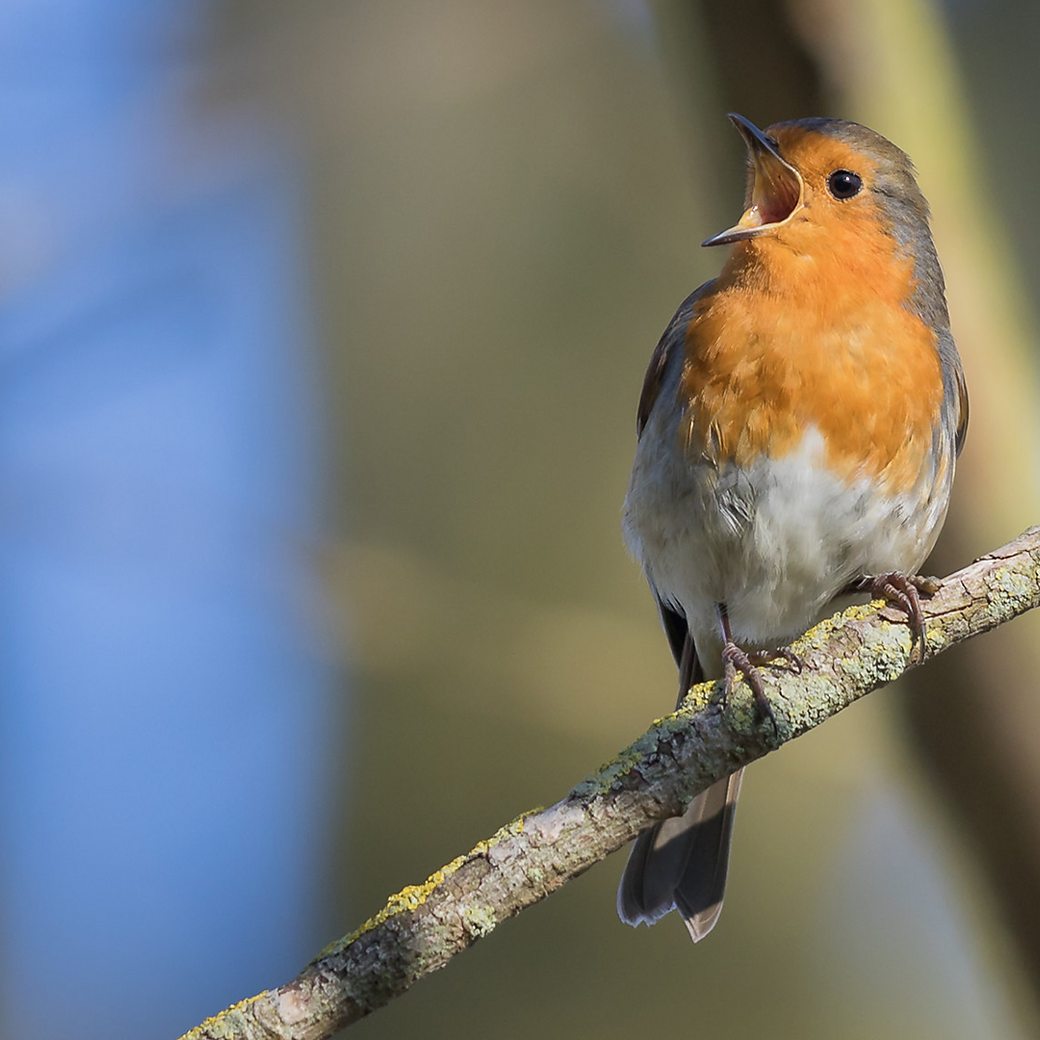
[702,113,804,247]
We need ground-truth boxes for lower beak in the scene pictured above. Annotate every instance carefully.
[702,114,804,247]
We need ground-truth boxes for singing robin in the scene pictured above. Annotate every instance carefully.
[617,114,968,941]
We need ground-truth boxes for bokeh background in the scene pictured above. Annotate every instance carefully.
[5,1,1040,1038]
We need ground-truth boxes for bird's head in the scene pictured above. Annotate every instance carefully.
[704,114,934,266]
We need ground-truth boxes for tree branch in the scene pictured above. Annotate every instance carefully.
[179,526,1040,1040]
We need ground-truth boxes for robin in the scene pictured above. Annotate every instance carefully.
[617,114,968,941]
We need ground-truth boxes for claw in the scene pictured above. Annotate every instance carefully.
[721,640,775,726]
[748,646,803,673]
[715,603,783,730]
[853,572,941,661]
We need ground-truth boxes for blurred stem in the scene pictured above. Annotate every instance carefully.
[179,529,1040,1040]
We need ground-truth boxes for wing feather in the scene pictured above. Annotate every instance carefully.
[636,281,714,438]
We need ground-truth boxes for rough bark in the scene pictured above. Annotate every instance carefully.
[180,527,1040,1040]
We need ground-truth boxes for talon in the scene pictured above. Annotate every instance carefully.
[721,640,776,728]
[749,646,803,673]
[715,603,782,730]
[853,571,938,660]
[912,574,942,596]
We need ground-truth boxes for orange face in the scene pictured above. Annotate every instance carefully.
[754,125,891,267]
[682,120,945,495]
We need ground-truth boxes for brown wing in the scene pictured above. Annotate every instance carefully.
[936,327,968,459]
[953,358,969,457]
[636,281,715,438]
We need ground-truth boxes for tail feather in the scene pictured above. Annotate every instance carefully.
[617,769,743,941]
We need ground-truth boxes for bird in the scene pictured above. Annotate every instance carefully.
[617,114,968,942]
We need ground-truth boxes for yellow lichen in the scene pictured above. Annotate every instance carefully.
[313,810,535,961]
[176,992,267,1040]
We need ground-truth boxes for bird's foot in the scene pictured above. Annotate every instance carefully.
[720,641,778,728]
[851,571,941,660]
[715,602,800,730]
[746,646,804,673]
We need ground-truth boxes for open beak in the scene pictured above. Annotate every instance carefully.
[702,113,804,247]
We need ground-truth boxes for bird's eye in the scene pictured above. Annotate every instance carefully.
[827,169,862,200]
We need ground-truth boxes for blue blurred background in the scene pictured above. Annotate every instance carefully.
[4,2,1040,1038]
[2,4,336,1036]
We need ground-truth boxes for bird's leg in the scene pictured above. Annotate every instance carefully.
[849,572,941,660]
[716,603,776,725]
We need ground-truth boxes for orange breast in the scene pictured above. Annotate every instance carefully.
[679,231,944,495]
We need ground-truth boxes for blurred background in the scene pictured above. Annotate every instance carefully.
[4,1,1040,1037]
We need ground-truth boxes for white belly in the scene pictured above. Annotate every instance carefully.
[624,419,950,653]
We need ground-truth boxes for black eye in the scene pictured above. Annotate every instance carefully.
[828,169,862,200]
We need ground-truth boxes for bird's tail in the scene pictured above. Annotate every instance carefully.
[616,768,743,941]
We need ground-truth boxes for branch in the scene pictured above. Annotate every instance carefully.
[179,527,1040,1040]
